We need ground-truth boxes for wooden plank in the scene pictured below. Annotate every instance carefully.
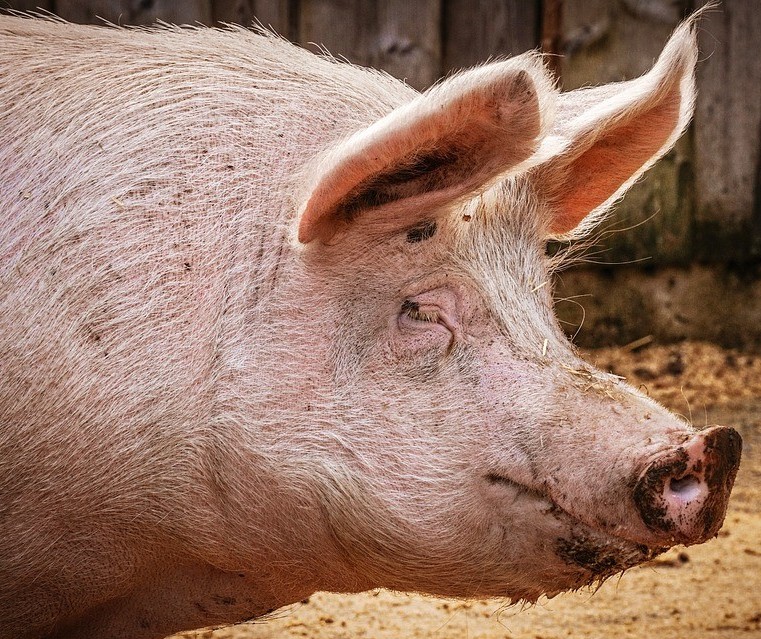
[297,0,377,68]
[693,0,761,235]
[377,0,440,90]
[55,0,212,25]
[52,1,119,24]
[559,0,693,265]
[562,0,684,87]
[4,1,54,13]
[213,0,291,36]
[299,0,440,89]
[444,0,540,72]
[251,0,291,36]
[212,0,256,26]
[541,0,562,81]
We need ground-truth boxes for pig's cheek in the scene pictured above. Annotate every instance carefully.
[474,359,549,482]
[387,319,454,360]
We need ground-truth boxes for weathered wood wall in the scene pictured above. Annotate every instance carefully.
[4,0,761,345]
[693,0,761,262]
[559,0,761,266]
[4,0,539,91]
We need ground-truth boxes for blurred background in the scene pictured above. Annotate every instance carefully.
[3,0,760,350]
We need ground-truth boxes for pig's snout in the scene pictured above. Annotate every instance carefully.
[633,425,742,545]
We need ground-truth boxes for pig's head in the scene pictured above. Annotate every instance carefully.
[254,19,740,604]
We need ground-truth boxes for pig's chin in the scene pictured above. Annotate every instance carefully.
[485,475,666,601]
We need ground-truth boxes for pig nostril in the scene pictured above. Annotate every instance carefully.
[668,475,702,502]
[637,428,742,540]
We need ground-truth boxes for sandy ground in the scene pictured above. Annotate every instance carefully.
[174,342,761,639]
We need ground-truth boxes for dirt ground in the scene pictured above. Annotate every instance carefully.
[174,342,761,639]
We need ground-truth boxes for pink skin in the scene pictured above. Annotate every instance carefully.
[274,215,740,604]
[0,13,741,639]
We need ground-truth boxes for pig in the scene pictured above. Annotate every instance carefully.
[0,12,742,639]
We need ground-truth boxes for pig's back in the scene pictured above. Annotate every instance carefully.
[0,16,412,493]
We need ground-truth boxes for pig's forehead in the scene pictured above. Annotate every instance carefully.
[449,178,558,338]
[381,177,549,292]
[453,178,547,280]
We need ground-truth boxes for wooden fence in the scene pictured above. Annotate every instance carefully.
[3,1,761,269]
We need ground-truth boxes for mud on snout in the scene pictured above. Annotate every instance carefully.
[555,527,663,586]
[544,504,666,594]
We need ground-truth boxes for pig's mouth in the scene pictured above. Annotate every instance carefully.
[485,473,666,586]
[553,530,664,580]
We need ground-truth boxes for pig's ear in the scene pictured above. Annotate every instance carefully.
[534,19,698,238]
[297,56,555,244]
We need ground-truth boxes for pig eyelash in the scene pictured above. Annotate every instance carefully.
[401,299,440,323]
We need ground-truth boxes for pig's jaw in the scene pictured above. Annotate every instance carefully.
[484,471,667,598]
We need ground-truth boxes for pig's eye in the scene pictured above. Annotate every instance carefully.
[401,299,440,324]
[394,290,457,352]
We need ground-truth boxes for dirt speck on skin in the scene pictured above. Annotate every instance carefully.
[173,341,761,639]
